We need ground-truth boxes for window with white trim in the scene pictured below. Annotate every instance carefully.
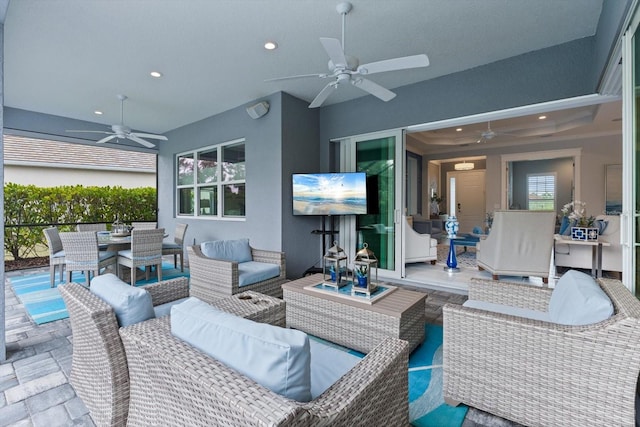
[527,173,556,211]
[176,139,245,218]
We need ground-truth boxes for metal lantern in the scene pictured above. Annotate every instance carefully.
[352,243,378,296]
[323,241,348,288]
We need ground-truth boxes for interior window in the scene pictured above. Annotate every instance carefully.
[527,173,556,211]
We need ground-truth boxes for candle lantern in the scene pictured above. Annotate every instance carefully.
[323,241,348,289]
[352,243,378,297]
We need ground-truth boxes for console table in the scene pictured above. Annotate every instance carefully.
[282,273,425,353]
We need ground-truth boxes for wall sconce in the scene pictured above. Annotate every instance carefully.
[454,161,474,171]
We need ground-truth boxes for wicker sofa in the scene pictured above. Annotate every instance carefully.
[188,242,287,301]
[443,277,640,427]
[119,315,410,426]
[59,277,190,427]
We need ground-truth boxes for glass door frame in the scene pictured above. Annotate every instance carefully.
[336,128,405,280]
[622,7,640,293]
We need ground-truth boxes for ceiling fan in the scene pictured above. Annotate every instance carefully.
[67,94,167,148]
[265,2,430,108]
[474,121,520,144]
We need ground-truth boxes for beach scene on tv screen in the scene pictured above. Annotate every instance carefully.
[293,173,367,215]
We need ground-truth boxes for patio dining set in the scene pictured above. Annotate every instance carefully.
[42,222,188,287]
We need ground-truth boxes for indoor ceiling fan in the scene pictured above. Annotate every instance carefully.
[265,2,430,108]
[474,121,520,144]
[67,94,167,148]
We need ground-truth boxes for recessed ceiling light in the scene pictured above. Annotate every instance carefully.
[538,115,547,120]
[455,128,463,132]
[150,71,163,78]
[94,110,103,115]
[264,41,278,50]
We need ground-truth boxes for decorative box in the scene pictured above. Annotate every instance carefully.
[571,226,599,241]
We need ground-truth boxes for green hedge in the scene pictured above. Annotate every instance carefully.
[4,184,157,260]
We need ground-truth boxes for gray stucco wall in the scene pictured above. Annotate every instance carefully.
[158,93,284,254]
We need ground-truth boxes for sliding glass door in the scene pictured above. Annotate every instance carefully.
[338,130,404,279]
[623,9,640,294]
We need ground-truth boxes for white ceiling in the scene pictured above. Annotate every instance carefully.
[5,0,604,135]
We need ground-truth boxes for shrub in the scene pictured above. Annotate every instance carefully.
[4,184,157,259]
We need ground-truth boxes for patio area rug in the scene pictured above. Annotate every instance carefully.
[9,262,190,325]
[325,323,468,426]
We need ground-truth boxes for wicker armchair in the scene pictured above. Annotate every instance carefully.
[443,277,640,427]
[131,221,157,229]
[119,317,409,426]
[187,244,287,301]
[59,278,189,427]
[76,223,107,232]
[117,228,165,286]
[43,227,65,287]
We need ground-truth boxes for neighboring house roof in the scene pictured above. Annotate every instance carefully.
[3,134,155,171]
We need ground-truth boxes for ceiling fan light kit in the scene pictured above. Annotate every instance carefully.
[66,94,167,148]
[266,1,430,108]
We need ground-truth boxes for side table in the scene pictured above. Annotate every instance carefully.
[208,290,286,327]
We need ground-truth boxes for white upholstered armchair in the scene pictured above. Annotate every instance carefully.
[403,216,437,264]
[476,210,555,284]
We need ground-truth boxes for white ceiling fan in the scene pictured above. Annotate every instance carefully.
[265,2,430,108]
[67,94,167,148]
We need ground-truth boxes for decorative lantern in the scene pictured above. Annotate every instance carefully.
[323,241,348,289]
[352,243,378,297]
[112,216,125,235]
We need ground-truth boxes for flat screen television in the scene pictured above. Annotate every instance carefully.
[292,172,367,216]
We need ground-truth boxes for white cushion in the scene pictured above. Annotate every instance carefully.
[308,338,360,399]
[200,239,252,263]
[463,300,551,322]
[238,261,280,286]
[171,297,311,402]
[548,270,614,325]
[90,273,155,327]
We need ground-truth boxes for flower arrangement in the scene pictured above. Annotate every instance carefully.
[354,264,368,278]
[561,201,595,227]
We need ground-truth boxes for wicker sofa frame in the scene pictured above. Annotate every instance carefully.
[59,278,190,427]
[187,244,287,301]
[443,277,640,427]
[119,316,410,426]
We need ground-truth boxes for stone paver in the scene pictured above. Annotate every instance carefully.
[2,265,513,427]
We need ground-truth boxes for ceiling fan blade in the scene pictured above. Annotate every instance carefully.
[351,78,396,102]
[265,73,328,82]
[131,132,168,141]
[309,82,337,108]
[127,134,156,148]
[357,54,429,75]
[66,129,112,135]
[320,37,347,68]
[95,135,118,144]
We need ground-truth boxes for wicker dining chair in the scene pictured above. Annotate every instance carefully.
[131,221,157,230]
[59,231,117,285]
[161,223,188,271]
[118,228,165,286]
[76,223,107,232]
[43,227,66,287]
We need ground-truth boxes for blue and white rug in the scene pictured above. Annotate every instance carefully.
[332,324,468,426]
[9,262,189,325]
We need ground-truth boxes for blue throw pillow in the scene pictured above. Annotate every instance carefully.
[91,273,155,327]
[559,216,571,235]
[595,219,608,235]
[200,238,252,263]
[171,297,312,401]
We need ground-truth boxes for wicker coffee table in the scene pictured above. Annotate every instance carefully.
[282,274,425,353]
[208,290,285,327]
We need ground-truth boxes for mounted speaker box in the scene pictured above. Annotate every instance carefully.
[246,101,269,119]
